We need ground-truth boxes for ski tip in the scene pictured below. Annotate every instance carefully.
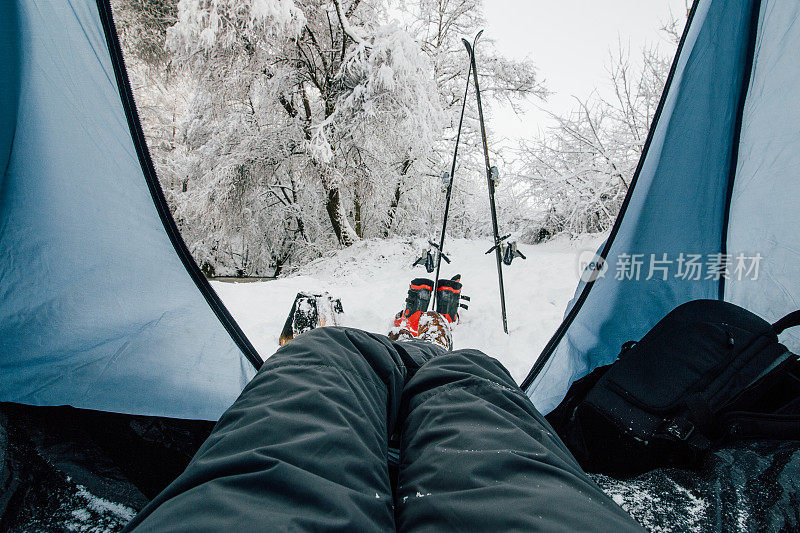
[464,31,483,54]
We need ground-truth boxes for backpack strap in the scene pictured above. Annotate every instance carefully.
[719,353,800,441]
[725,411,800,440]
[773,310,800,334]
[657,415,711,453]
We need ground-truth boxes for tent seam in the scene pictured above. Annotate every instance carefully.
[719,0,763,300]
[92,0,263,372]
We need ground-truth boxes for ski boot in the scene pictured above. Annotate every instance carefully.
[435,275,465,324]
[392,278,434,337]
[389,279,453,350]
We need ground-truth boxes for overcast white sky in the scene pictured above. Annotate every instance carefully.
[482,0,689,145]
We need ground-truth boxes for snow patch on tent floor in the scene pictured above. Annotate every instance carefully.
[213,234,605,383]
[62,484,137,532]
[594,474,709,532]
[15,479,137,532]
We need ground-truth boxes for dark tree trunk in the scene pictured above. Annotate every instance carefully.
[325,185,354,246]
[354,194,363,238]
[383,159,412,237]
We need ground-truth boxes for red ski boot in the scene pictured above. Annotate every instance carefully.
[391,278,434,337]
[435,275,464,324]
[389,278,454,350]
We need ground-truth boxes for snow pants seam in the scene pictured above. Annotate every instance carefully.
[260,360,389,393]
[408,377,529,411]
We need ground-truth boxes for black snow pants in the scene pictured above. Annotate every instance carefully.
[124,327,641,532]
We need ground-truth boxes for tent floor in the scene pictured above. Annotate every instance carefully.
[0,403,213,531]
[1,404,798,531]
[591,440,800,531]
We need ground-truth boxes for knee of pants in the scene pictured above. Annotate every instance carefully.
[264,326,404,385]
[416,349,518,389]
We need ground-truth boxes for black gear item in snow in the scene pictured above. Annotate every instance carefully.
[435,278,463,323]
[503,240,526,266]
[412,250,435,273]
[123,327,643,532]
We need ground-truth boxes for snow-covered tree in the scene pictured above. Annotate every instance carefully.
[402,0,546,239]
[514,27,680,241]
[330,23,446,238]
[113,0,186,189]
[114,0,547,275]
[162,0,456,273]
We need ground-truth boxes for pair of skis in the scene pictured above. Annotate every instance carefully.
[433,31,510,334]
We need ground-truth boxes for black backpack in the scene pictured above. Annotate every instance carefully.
[546,299,800,477]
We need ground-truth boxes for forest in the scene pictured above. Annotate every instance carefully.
[112,0,682,276]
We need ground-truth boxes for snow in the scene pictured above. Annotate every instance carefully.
[59,484,136,532]
[212,234,605,383]
[593,474,709,532]
[74,486,137,522]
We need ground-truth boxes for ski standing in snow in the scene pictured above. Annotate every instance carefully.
[432,34,474,308]
[463,32,510,334]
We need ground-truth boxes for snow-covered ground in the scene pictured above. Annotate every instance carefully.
[213,234,605,383]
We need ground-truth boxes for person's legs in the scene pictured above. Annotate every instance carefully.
[125,328,640,532]
[124,327,429,532]
[396,349,642,532]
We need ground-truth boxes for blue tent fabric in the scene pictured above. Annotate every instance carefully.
[727,0,800,351]
[526,0,800,414]
[0,0,259,421]
[0,3,20,179]
[2,0,798,427]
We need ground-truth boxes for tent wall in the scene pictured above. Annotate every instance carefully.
[0,2,20,178]
[726,0,800,351]
[525,0,763,414]
[0,0,258,421]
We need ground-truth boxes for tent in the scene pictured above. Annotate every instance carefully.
[1,0,799,420]
[0,0,262,422]
[2,0,800,530]
[0,0,798,425]
[523,0,800,414]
